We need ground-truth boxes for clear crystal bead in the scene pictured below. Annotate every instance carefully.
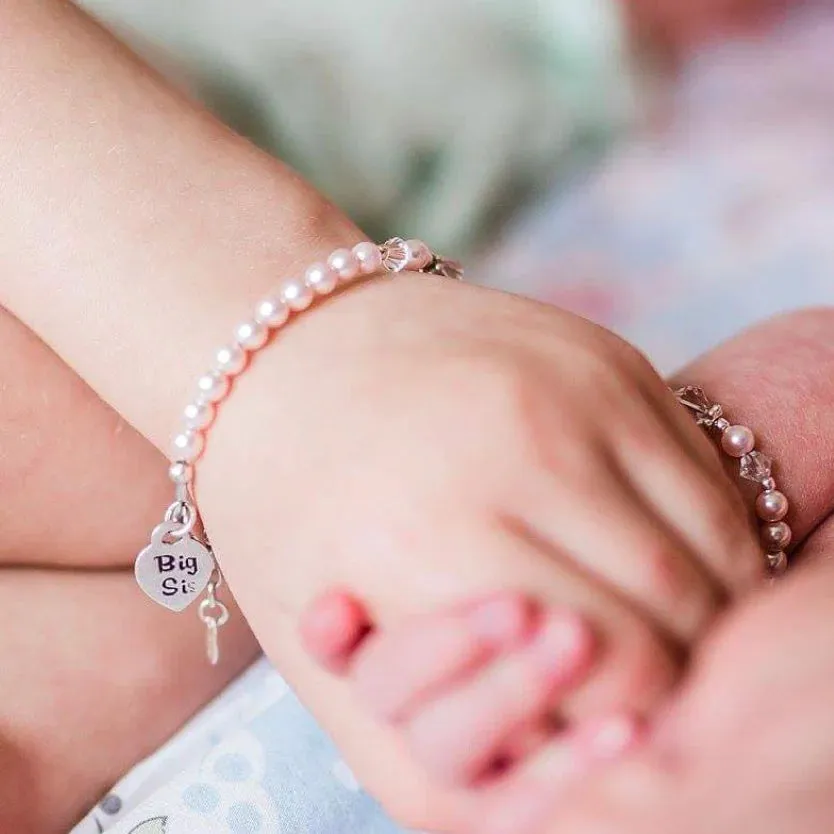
[740,451,772,483]
[380,237,408,272]
[675,385,712,414]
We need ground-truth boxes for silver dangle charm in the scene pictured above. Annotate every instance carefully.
[199,571,230,666]
[134,500,215,613]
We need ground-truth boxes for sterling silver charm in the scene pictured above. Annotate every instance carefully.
[135,488,228,664]
[135,520,215,613]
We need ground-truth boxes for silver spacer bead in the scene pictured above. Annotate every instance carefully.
[168,460,194,485]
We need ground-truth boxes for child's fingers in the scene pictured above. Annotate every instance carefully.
[353,592,536,722]
[499,717,555,767]
[476,713,642,834]
[402,611,595,785]
[522,469,722,646]
[616,409,763,596]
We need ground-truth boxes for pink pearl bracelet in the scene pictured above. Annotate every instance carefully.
[135,237,462,663]
[675,386,790,574]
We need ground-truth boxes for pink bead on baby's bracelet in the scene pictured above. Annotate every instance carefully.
[135,237,463,666]
[675,386,791,575]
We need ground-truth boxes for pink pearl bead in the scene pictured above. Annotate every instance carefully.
[196,371,230,403]
[281,279,314,311]
[768,551,788,574]
[171,429,204,463]
[756,490,789,522]
[721,424,755,458]
[404,239,432,270]
[255,296,290,328]
[214,344,247,376]
[353,241,382,274]
[305,262,338,296]
[235,320,268,351]
[761,521,792,552]
[183,400,215,431]
[328,248,360,282]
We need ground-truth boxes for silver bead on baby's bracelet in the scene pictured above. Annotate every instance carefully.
[674,385,790,575]
[134,238,463,664]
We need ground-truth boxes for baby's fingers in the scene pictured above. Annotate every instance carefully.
[352,592,537,722]
[475,714,641,834]
[400,610,595,785]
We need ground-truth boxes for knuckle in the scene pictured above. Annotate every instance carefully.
[446,353,565,460]
[632,540,718,637]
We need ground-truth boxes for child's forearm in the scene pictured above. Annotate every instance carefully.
[0,309,167,567]
[0,0,359,448]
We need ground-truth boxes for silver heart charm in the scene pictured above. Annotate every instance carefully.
[135,521,215,613]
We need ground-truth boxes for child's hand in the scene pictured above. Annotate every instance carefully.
[300,590,641,833]
[262,278,761,719]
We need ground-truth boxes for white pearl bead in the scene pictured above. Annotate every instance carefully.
[281,279,314,311]
[214,344,246,376]
[404,239,432,270]
[235,319,269,351]
[254,296,290,328]
[171,429,204,463]
[305,262,338,296]
[183,400,215,431]
[353,241,382,274]
[721,424,755,458]
[328,248,360,282]
[196,371,230,403]
[169,460,194,485]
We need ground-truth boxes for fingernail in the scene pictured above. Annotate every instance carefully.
[468,593,534,649]
[527,613,594,685]
[584,714,641,762]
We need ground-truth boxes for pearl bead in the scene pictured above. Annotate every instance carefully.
[761,521,792,552]
[196,371,230,403]
[235,319,268,351]
[214,344,246,376]
[768,551,788,574]
[305,262,338,296]
[255,296,290,328]
[168,460,194,485]
[171,429,204,463]
[328,248,360,282]
[756,490,789,522]
[721,424,755,458]
[183,400,215,431]
[404,239,432,270]
[281,279,314,311]
[353,241,382,274]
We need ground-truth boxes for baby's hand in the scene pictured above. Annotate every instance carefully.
[300,590,640,833]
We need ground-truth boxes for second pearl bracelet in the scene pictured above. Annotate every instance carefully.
[674,385,791,575]
[134,238,462,663]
